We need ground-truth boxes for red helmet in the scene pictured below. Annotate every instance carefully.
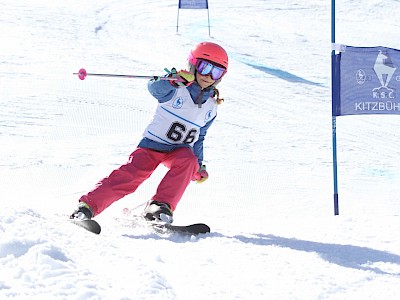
[188,42,229,71]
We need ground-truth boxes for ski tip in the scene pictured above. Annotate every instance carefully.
[194,223,211,234]
[162,223,210,235]
[72,219,101,234]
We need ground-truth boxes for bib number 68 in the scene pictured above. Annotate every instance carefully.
[166,122,197,144]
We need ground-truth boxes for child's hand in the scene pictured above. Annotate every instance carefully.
[192,165,209,183]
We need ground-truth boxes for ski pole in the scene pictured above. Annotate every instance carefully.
[73,68,181,81]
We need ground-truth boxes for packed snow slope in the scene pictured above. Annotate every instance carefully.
[1,0,400,299]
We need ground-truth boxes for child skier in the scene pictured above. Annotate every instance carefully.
[70,42,229,224]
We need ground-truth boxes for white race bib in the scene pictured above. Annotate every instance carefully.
[143,88,217,146]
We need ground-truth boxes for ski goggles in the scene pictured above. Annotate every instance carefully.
[196,60,226,81]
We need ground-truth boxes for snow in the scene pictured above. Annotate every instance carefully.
[1,0,400,299]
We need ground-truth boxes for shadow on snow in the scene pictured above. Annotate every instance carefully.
[244,62,323,86]
[232,233,400,275]
[120,228,400,276]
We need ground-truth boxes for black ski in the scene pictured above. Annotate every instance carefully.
[71,216,209,235]
[72,219,101,234]
[152,223,210,235]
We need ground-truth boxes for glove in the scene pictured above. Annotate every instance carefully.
[192,165,209,184]
[165,68,195,87]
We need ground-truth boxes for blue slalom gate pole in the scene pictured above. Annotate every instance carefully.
[331,0,339,215]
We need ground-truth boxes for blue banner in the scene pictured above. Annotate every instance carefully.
[179,0,208,9]
[334,46,400,116]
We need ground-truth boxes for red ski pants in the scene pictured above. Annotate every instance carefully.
[79,147,200,216]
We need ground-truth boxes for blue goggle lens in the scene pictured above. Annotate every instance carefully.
[196,60,226,80]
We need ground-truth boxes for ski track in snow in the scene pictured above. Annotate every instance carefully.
[1,0,400,299]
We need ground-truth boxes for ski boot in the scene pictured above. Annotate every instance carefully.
[70,202,94,221]
[143,200,173,224]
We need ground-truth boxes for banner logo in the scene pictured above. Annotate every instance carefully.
[372,50,397,99]
[356,69,367,85]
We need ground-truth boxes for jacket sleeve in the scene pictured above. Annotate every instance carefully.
[147,79,177,103]
[193,116,216,166]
